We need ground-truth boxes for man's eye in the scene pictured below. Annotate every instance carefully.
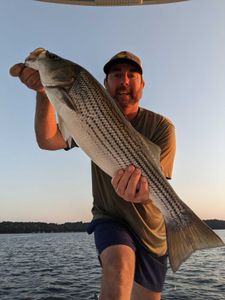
[129,73,139,80]
[112,72,122,78]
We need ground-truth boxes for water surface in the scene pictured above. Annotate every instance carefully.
[0,230,224,299]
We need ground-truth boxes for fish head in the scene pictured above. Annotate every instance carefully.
[25,48,80,88]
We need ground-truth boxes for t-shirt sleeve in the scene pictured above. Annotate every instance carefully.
[58,114,78,150]
[154,118,176,179]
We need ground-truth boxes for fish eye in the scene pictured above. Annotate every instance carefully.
[46,51,60,60]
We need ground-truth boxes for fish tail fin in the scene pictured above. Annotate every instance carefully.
[166,210,224,272]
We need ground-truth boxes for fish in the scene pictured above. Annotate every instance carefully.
[22,48,224,272]
[36,0,189,7]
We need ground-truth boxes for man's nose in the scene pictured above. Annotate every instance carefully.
[120,72,129,85]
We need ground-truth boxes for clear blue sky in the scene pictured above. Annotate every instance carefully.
[1,0,224,223]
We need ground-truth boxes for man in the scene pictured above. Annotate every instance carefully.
[10,51,176,300]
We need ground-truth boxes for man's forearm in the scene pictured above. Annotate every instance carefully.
[35,92,67,150]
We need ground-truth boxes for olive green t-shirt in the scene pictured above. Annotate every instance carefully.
[59,107,176,256]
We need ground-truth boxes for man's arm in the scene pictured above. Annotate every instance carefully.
[10,63,67,150]
[35,91,67,150]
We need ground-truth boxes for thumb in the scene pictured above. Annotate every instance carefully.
[9,63,25,77]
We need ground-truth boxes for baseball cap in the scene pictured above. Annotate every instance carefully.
[103,51,143,75]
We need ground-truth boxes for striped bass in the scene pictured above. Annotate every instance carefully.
[24,48,224,272]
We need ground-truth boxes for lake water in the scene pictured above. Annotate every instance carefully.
[0,230,224,300]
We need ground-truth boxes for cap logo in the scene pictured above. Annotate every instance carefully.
[116,52,128,59]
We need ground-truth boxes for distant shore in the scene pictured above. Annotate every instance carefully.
[0,221,88,234]
[0,219,225,234]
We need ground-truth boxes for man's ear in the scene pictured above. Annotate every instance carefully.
[104,78,108,88]
[141,77,145,88]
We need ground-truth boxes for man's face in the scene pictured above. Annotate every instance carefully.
[104,63,145,110]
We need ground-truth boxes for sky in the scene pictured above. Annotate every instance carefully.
[0,0,224,224]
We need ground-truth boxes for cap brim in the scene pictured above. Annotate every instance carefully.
[103,58,142,75]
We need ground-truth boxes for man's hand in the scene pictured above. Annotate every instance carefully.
[9,63,45,93]
[111,165,150,204]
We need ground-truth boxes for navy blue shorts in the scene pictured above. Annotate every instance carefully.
[87,219,168,293]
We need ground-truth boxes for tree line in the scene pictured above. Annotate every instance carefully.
[0,219,224,234]
[203,219,225,230]
[0,221,89,234]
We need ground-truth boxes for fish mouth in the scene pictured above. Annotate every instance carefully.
[25,48,46,68]
[28,48,46,59]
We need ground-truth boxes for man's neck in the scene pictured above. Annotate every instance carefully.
[123,106,139,121]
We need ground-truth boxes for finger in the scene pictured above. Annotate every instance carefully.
[20,68,43,91]
[136,176,150,203]
[125,168,142,198]
[9,63,25,77]
[116,165,135,195]
[111,169,124,188]
[20,67,38,81]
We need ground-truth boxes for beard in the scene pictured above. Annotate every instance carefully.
[114,87,143,109]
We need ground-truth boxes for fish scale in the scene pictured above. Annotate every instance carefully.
[24,48,224,272]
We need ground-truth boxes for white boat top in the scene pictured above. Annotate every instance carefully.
[37,0,189,6]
